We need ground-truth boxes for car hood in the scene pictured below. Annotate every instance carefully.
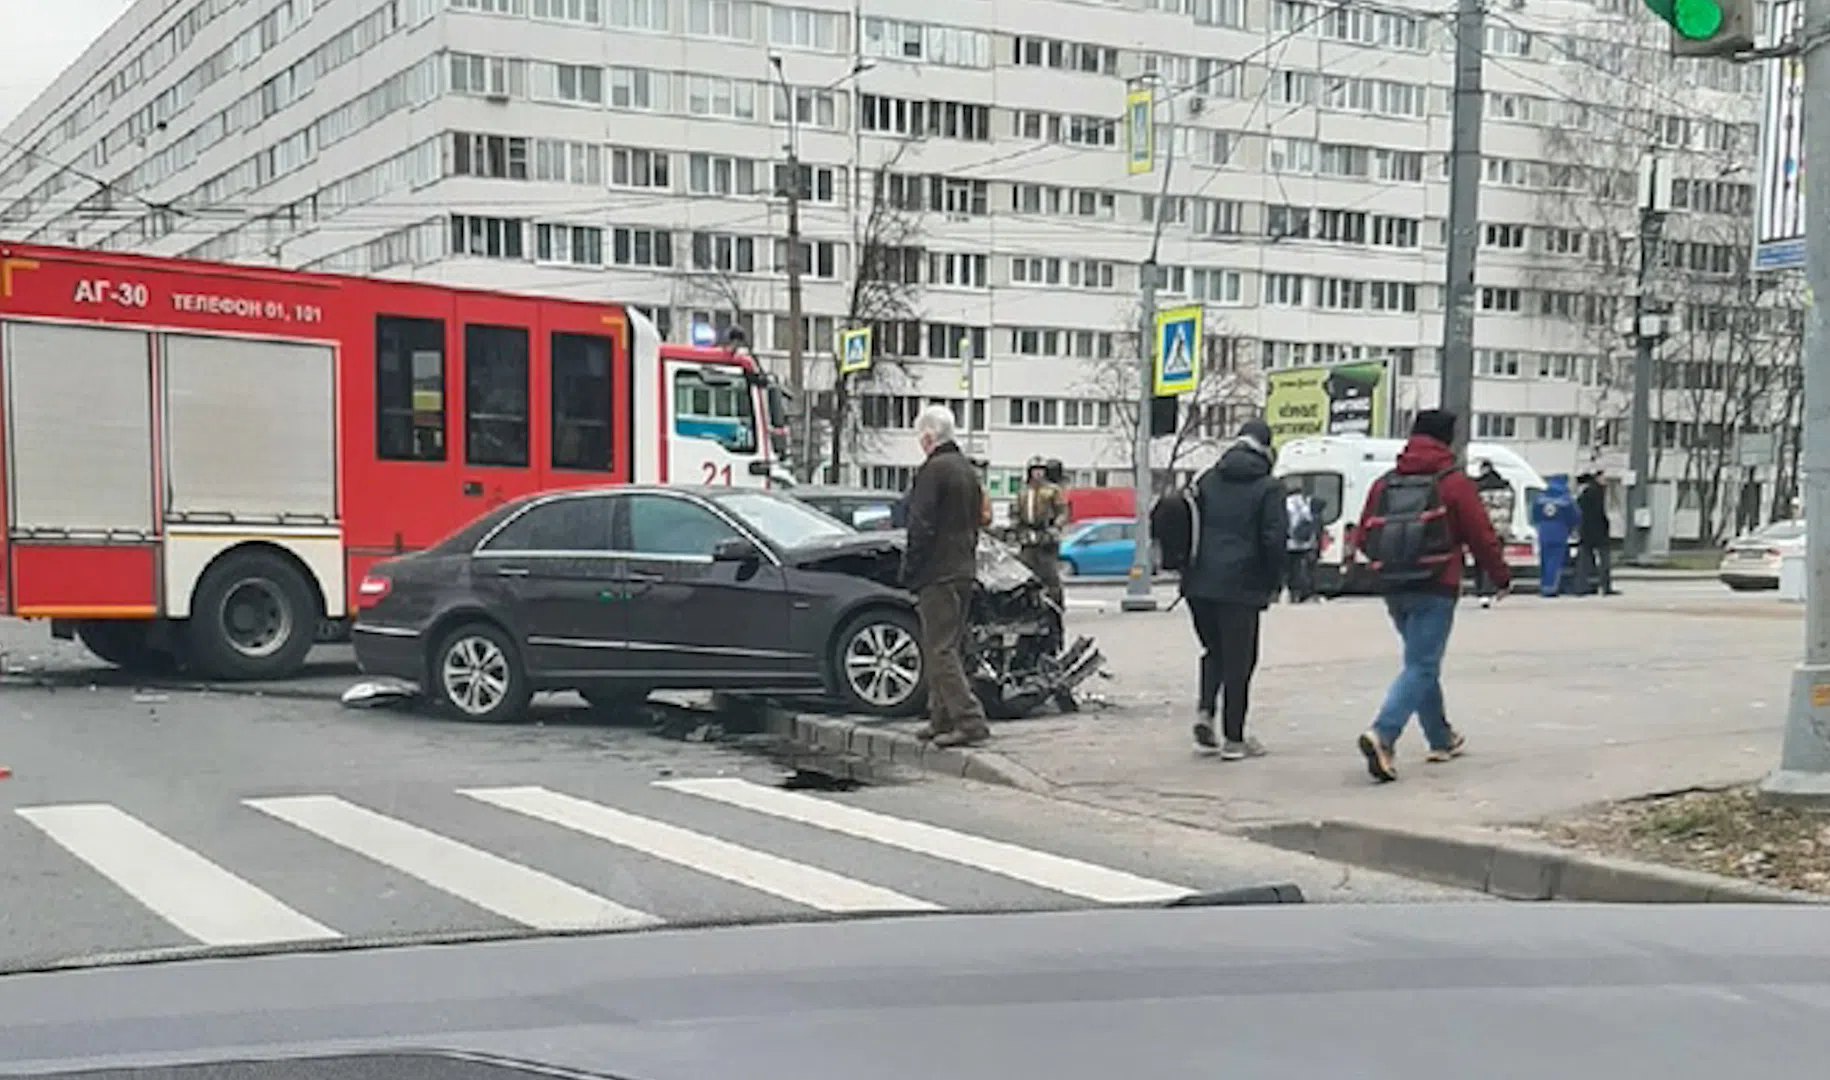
[780,529,908,565]
[779,531,1038,593]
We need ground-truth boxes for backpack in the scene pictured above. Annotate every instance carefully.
[1150,488,1201,573]
[1359,469,1456,590]
[1288,498,1316,544]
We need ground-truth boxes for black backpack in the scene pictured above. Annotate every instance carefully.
[1359,469,1455,590]
[1150,489,1200,573]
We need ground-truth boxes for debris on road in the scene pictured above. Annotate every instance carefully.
[1536,786,1830,896]
[340,681,418,708]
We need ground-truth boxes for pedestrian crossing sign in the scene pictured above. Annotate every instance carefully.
[1153,305,1203,396]
[838,326,873,375]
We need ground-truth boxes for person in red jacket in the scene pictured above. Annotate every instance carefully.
[1351,409,1512,783]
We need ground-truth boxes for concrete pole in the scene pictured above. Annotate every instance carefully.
[771,57,810,482]
[1762,0,1830,806]
[1438,0,1484,458]
[1123,262,1160,613]
[1626,192,1666,563]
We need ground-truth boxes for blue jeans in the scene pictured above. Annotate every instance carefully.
[1372,591,1458,750]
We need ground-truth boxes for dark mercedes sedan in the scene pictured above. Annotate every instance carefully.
[350,486,936,723]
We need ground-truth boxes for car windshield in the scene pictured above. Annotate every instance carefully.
[1758,520,1806,541]
[718,490,856,548]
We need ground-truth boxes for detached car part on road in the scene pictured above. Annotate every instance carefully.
[350,486,1104,723]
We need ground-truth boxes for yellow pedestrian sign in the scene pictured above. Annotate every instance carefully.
[1153,305,1202,396]
[838,326,873,375]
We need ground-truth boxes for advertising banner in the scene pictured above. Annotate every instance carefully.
[1263,361,1391,450]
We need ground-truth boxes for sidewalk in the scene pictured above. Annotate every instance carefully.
[877,584,1801,835]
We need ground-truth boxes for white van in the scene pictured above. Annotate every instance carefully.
[1274,435,1547,593]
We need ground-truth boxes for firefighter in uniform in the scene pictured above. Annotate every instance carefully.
[1011,456,1068,614]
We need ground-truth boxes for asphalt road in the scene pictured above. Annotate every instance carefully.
[0,670,1479,973]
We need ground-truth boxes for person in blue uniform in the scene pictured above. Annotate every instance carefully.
[1530,475,1582,597]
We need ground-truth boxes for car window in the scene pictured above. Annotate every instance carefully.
[1281,471,1344,525]
[625,494,740,557]
[1088,524,1121,543]
[480,496,610,552]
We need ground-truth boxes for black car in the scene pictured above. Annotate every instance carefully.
[351,486,1102,723]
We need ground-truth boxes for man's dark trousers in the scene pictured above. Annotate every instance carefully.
[917,579,989,736]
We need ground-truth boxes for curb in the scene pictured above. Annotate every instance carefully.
[1245,819,1824,904]
[760,708,1053,793]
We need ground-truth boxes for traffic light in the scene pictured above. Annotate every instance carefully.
[1643,0,1753,58]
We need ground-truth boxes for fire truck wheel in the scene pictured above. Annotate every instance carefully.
[76,621,179,674]
[429,621,532,723]
[184,549,320,681]
[828,606,927,718]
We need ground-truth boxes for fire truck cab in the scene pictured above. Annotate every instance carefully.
[0,243,776,681]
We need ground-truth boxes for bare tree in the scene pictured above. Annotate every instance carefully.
[1078,307,1261,491]
[1527,16,1801,540]
[823,141,924,482]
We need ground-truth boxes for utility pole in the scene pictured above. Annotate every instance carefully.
[1762,0,1830,805]
[1625,155,1669,564]
[1123,75,1173,615]
[771,56,811,482]
[1438,0,1484,457]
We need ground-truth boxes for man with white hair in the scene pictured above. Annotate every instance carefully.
[900,403,991,747]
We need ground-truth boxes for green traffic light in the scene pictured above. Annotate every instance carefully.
[1673,0,1724,37]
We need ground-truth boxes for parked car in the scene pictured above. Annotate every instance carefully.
[791,486,902,531]
[1056,517,1160,578]
[351,485,1102,723]
[1718,519,1807,590]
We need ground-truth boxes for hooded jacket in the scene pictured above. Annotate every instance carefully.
[1531,475,1582,540]
[1179,435,1287,608]
[1356,434,1511,597]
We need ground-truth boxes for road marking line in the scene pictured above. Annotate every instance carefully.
[461,785,939,914]
[657,778,1195,904]
[16,804,340,947]
[245,795,656,932]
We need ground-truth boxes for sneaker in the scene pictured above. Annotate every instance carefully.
[1425,729,1467,763]
[1357,730,1398,782]
[932,726,990,748]
[1479,596,1492,609]
[1192,714,1218,754]
[1219,736,1267,761]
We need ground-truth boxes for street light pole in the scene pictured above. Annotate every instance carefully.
[1438,0,1484,457]
[770,56,810,482]
[1762,0,1830,805]
[1122,75,1175,615]
[1625,152,1669,564]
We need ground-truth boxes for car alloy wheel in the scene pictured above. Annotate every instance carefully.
[441,633,514,717]
[842,620,923,711]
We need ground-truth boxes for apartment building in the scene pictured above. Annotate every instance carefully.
[0,0,1780,531]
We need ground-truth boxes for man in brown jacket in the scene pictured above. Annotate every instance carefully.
[901,404,991,747]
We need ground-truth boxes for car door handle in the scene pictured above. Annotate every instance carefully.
[626,570,663,583]
[492,565,531,578]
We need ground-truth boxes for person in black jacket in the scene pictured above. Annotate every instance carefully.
[1574,471,1617,596]
[1180,419,1286,759]
[900,404,991,748]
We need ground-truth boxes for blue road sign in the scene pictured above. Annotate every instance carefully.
[1153,305,1203,396]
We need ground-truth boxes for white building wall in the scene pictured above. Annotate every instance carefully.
[0,0,1774,527]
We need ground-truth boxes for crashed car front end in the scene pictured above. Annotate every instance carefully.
[788,529,1104,718]
[965,534,1104,717]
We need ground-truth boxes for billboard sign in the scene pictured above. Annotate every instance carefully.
[1263,361,1391,450]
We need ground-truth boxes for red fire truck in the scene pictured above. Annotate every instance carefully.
[0,242,782,681]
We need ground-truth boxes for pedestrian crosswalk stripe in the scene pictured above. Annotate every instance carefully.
[461,785,940,914]
[245,795,657,932]
[16,804,340,947]
[656,778,1195,905]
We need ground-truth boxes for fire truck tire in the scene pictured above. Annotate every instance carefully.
[184,549,320,681]
[428,621,533,723]
[76,621,179,674]
[828,606,927,718]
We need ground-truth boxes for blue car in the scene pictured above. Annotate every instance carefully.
[1057,517,1152,578]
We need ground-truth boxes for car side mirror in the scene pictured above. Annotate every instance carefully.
[712,537,762,563]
